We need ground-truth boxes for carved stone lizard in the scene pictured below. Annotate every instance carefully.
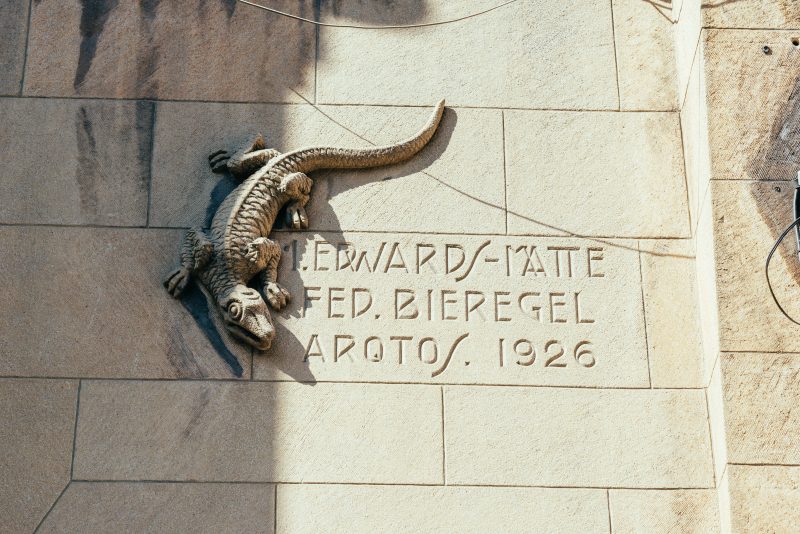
[165,100,445,350]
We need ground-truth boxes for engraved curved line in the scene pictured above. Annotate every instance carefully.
[455,241,491,282]
[431,333,470,378]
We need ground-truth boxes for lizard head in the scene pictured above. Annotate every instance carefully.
[219,285,275,350]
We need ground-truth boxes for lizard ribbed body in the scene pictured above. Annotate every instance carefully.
[165,100,446,350]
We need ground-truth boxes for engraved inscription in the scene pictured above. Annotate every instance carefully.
[257,233,649,387]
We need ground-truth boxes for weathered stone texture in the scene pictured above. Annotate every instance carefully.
[276,485,608,534]
[444,387,713,488]
[609,489,720,534]
[721,352,800,464]
[0,379,77,534]
[255,232,649,387]
[703,1,800,29]
[505,111,689,238]
[640,240,704,388]
[680,40,710,232]
[316,0,618,109]
[150,103,505,234]
[704,30,800,182]
[726,465,800,533]
[73,381,442,483]
[0,98,151,226]
[24,0,315,102]
[712,180,800,352]
[0,0,29,95]
[613,0,678,110]
[39,482,274,534]
[0,227,250,379]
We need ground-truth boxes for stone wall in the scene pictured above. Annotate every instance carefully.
[0,1,737,532]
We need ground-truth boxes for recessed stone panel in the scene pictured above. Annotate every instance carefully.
[0,379,77,533]
[721,352,800,464]
[0,0,29,95]
[254,232,649,387]
[276,485,608,534]
[40,482,274,534]
[24,0,315,101]
[0,227,250,379]
[609,489,720,534]
[316,0,618,109]
[0,98,151,226]
[73,381,442,483]
[727,465,800,534]
[444,387,713,487]
[704,30,800,182]
[505,110,689,238]
[150,103,505,234]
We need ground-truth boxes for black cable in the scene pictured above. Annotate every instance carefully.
[765,215,800,325]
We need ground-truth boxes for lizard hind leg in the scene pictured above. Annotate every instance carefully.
[164,228,213,297]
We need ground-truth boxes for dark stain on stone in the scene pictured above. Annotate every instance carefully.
[134,101,155,207]
[181,280,245,377]
[205,174,240,227]
[136,0,161,98]
[165,324,208,379]
[75,106,100,220]
[74,0,119,90]
[182,386,211,438]
[221,0,237,19]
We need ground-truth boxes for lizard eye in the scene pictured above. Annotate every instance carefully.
[228,302,243,321]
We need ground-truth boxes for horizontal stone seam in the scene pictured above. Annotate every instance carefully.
[0,221,695,241]
[2,376,707,391]
[69,479,715,490]
[703,26,800,32]
[5,93,679,113]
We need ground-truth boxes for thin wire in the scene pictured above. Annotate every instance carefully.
[765,215,800,325]
[237,0,520,29]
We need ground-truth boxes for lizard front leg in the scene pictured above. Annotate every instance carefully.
[209,134,282,180]
[246,237,291,310]
[279,172,313,230]
[164,228,213,297]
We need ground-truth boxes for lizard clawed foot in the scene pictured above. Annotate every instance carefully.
[285,204,309,230]
[164,267,191,297]
[264,282,290,310]
[208,150,231,173]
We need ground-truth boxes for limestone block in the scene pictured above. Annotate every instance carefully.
[39,482,274,534]
[254,232,649,387]
[0,0,29,95]
[0,227,250,379]
[73,381,442,483]
[639,240,704,388]
[0,98,151,226]
[0,379,77,533]
[704,30,800,182]
[315,0,618,109]
[707,357,728,481]
[694,185,719,380]
[505,110,689,238]
[613,0,678,110]
[704,1,800,28]
[276,485,608,534]
[726,465,800,533]
[609,489,720,534]
[711,180,800,352]
[721,352,800,464]
[444,387,713,487]
[150,103,505,234]
[24,0,315,101]
[674,0,701,105]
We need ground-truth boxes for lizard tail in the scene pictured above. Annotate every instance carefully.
[279,99,445,173]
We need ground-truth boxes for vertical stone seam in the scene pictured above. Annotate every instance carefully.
[677,113,694,235]
[313,0,321,105]
[69,379,83,478]
[145,101,157,227]
[608,0,621,111]
[637,241,653,387]
[18,0,34,96]
[501,110,509,235]
[273,484,278,534]
[703,386,718,487]
[605,489,613,534]
[440,386,447,485]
